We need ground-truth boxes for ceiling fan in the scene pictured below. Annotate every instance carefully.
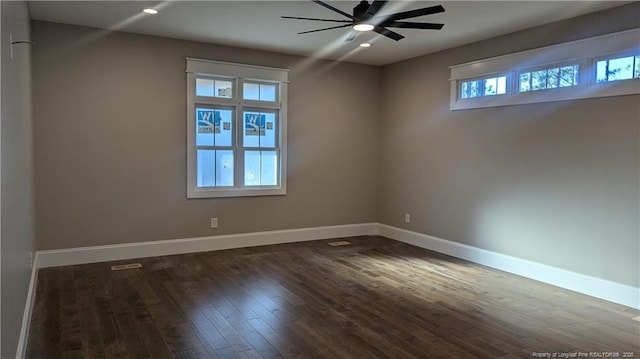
[282,0,445,41]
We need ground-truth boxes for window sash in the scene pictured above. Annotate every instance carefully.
[517,63,580,93]
[459,75,507,99]
[595,52,640,83]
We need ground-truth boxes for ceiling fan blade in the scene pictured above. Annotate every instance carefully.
[366,1,388,17]
[311,0,354,20]
[377,5,445,22]
[281,16,352,23]
[297,24,353,35]
[373,26,404,41]
[382,21,444,30]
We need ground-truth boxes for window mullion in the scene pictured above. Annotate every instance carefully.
[236,104,244,189]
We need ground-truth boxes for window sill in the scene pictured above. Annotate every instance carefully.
[187,186,286,199]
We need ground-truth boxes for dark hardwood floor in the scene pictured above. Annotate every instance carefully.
[27,236,639,358]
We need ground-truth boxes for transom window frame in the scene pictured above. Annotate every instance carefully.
[186,58,289,198]
[450,28,640,111]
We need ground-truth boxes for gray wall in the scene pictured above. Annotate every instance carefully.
[378,3,640,288]
[32,21,379,250]
[1,1,36,357]
[31,4,639,290]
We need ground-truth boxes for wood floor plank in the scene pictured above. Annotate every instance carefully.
[27,236,640,358]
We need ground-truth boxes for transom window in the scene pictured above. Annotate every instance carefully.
[596,55,640,83]
[186,58,288,198]
[450,29,639,110]
[460,75,506,99]
[519,64,579,92]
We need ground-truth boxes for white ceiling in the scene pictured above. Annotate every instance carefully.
[28,1,630,66]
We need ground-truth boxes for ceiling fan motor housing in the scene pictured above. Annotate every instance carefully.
[354,1,373,21]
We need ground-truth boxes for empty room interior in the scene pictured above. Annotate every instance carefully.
[2,1,639,358]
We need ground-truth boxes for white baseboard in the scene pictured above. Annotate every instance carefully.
[36,223,378,268]
[377,224,640,310]
[15,257,39,359]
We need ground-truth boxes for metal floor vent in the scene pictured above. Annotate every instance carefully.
[111,263,143,271]
[328,240,351,247]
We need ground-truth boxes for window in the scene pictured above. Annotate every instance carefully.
[186,58,288,198]
[450,28,640,110]
[519,64,579,92]
[596,55,640,83]
[460,75,506,99]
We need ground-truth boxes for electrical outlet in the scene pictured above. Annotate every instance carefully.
[210,217,218,228]
[404,213,411,223]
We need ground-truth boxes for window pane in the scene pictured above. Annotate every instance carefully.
[196,78,214,97]
[243,112,262,147]
[635,56,640,79]
[243,83,260,101]
[261,112,277,148]
[197,150,216,187]
[531,70,547,90]
[260,151,278,186]
[558,65,578,87]
[215,109,233,147]
[608,57,634,81]
[596,60,608,83]
[547,67,559,89]
[244,82,278,102]
[243,111,277,148]
[469,80,479,98]
[519,73,531,92]
[484,78,497,96]
[197,108,233,146]
[244,151,278,186]
[215,80,233,98]
[259,84,277,102]
[216,150,234,186]
[460,82,469,99]
[244,151,260,186]
[197,78,233,98]
[196,108,216,146]
[496,76,506,94]
[197,150,233,187]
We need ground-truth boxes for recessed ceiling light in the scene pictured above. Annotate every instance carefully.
[143,8,158,14]
[359,43,372,48]
[353,24,374,32]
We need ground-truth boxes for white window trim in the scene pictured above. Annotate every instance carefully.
[450,28,640,111]
[186,58,288,198]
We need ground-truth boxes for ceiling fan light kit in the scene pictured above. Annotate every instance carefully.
[353,23,374,32]
[282,0,445,41]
